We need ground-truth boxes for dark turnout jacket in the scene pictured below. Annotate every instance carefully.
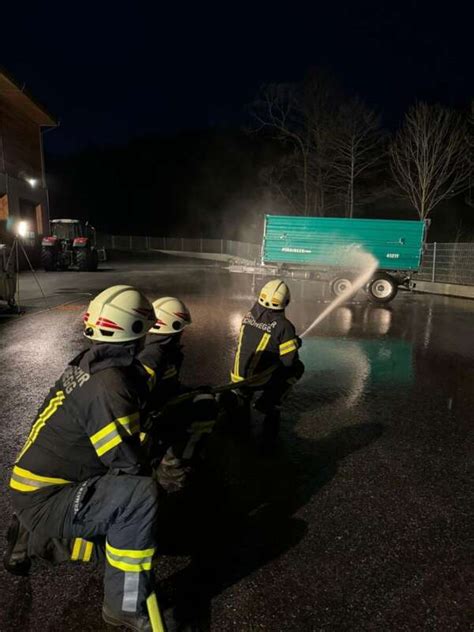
[10,344,151,509]
[138,334,184,411]
[231,302,300,384]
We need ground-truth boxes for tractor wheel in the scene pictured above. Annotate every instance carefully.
[41,248,56,272]
[76,249,89,271]
[89,249,99,271]
[367,273,398,304]
[77,248,98,271]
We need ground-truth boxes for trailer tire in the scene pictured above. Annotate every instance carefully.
[41,248,56,272]
[330,276,353,297]
[367,273,398,304]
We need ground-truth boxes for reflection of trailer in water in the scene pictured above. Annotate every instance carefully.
[232,216,428,305]
[300,335,413,408]
[0,245,16,309]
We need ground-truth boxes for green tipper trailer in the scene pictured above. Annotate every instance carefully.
[261,215,427,304]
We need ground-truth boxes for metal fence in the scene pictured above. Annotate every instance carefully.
[417,243,474,285]
[100,234,261,261]
[101,234,474,287]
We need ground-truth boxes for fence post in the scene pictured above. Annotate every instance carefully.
[111,235,116,249]
[431,242,437,283]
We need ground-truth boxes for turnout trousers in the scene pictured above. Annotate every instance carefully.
[12,474,159,616]
[249,359,306,410]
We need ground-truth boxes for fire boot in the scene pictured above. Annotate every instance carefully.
[3,513,31,576]
[103,593,168,632]
[103,604,154,631]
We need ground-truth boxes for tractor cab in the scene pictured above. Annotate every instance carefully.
[50,219,97,243]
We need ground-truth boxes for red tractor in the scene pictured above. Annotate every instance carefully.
[41,219,105,272]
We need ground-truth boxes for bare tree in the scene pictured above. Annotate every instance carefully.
[390,102,470,219]
[250,72,340,215]
[465,101,474,208]
[252,83,312,214]
[329,98,386,217]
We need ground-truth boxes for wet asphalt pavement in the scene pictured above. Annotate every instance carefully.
[0,253,472,631]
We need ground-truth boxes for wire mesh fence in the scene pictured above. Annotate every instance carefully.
[100,234,474,287]
[100,234,261,261]
[417,243,474,285]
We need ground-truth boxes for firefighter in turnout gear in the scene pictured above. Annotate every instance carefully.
[139,296,192,410]
[5,286,167,632]
[139,298,219,493]
[230,279,304,445]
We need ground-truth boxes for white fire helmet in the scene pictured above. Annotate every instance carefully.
[83,285,155,343]
[149,297,192,335]
[258,279,291,310]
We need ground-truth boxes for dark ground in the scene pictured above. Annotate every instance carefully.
[0,253,472,631]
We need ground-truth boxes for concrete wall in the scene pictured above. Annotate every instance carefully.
[410,279,474,300]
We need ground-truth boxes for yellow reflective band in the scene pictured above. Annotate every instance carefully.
[147,592,166,632]
[230,372,244,383]
[106,541,155,559]
[10,465,71,492]
[117,413,140,435]
[233,325,245,379]
[12,466,71,485]
[257,333,271,352]
[105,541,155,572]
[247,332,271,377]
[190,420,216,434]
[90,413,140,457]
[163,366,178,380]
[17,391,65,460]
[90,421,118,444]
[71,538,93,562]
[91,413,140,445]
[95,433,122,457]
[139,432,148,444]
[84,540,93,561]
[71,538,83,560]
[279,339,297,355]
[142,364,156,390]
[106,553,153,573]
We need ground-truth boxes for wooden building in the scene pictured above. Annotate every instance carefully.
[0,68,56,240]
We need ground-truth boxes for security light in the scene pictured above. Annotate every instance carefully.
[16,221,28,238]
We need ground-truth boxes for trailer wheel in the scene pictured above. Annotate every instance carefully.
[41,248,56,272]
[330,276,353,297]
[367,273,398,304]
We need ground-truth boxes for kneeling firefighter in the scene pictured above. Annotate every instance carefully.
[139,296,191,410]
[139,297,218,493]
[5,285,166,632]
[230,279,305,444]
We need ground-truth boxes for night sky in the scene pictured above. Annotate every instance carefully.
[1,2,472,154]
